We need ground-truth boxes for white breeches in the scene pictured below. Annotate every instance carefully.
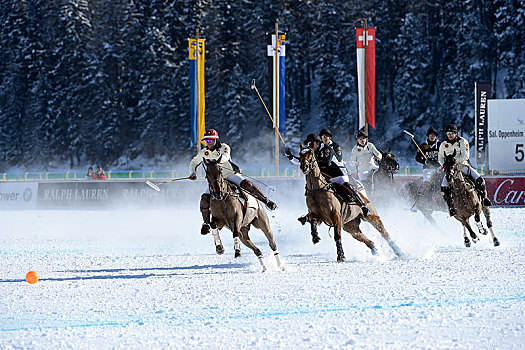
[423,168,439,183]
[329,175,350,185]
[441,166,481,187]
[357,170,374,182]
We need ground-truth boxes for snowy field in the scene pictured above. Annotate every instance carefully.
[0,201,524,349]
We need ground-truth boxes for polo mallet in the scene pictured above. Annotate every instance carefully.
[403,130,427,160]
[251,79,286,146]
[146,177,190,192]
[410,167,444,211]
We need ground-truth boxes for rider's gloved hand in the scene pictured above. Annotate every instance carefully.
[188,173,197,180]
[284,147,294,160]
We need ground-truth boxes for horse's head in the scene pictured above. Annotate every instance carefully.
[299,144,317,175]
[443,150,460,183]
[379,148,399,174]
[204,158,228,196]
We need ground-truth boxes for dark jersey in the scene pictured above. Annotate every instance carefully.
[415,139,441,169]
[317,141,345,178]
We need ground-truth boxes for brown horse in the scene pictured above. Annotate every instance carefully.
[442,152,500,247]
[204,159,284,271]
[299,146,403,262]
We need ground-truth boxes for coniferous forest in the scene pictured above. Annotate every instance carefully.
[1,0,524,171]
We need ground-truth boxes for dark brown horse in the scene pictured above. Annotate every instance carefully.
[299,146,403,262]
[399,170,447,224]
[204,159,284,271]
[442,152,500,247]
[371,148,399,199]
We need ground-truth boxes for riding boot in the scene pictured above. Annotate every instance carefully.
[343,183,369,217]
[240,179,277,210]
[475,177,492,206]
[441,186,456,216]
[200,193,212,235]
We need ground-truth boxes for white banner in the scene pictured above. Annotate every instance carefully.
[0,182,38,209]
[487,99,525,171]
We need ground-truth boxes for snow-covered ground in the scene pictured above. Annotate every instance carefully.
[0,203,524,349]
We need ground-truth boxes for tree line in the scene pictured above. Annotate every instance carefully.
[1,0,523,171]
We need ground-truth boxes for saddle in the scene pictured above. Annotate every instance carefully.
[231,184,259,214]
[332,184,361,206]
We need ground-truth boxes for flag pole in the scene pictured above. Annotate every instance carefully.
[196,29,202,178]
[363,19,368,136]
[274,22,280,177]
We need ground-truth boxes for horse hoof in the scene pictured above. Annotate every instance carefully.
[464,237,471,247]
[337,256,346,262]
[216,245,225,255]
[298,216,308,225]
[479,228,487,235]
[371,248,378,256]
[234,250,241,258]
[201,224,210,235]
[389,241,403,257]
[493,237,500,247]
[312,235,321,244]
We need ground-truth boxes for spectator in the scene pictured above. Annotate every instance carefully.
[93,166,107,180]
[86,167,94,180]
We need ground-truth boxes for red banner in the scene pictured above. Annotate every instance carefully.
[356,27,376,129]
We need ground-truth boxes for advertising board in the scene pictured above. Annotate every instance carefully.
[487,99,525,172]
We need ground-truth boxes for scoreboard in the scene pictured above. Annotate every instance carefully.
[487,99,525,172]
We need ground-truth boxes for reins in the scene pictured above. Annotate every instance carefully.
[204,163,239,231]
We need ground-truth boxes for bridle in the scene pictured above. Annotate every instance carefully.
[204,161,236,201]
[299,146,332,194]
[379,153,400,174]
[299,147,319,175]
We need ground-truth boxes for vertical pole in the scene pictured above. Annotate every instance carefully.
[196,29,202,178]
[363,19,368,136]
[274,23,280,177]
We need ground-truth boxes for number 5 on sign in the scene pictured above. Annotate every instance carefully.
[516,144,524,162]
[487,99,525,172]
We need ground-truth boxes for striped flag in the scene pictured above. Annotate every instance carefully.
[189,38,205,146]
[356,27,376,130]
[267,32,286,131]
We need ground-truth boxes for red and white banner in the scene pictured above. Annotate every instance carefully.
[356,27,376,130]
[486,177,525,207]
[394,176,525,207]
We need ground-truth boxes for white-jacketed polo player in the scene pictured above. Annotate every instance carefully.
[189,129,277,235]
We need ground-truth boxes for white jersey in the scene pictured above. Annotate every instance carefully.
[349,142,382,172]
[189,142,236,179]
[438,136,470,167]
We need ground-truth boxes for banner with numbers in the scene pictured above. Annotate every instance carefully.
[487,99,525,172]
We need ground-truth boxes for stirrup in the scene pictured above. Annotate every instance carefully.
[483,197,492,206]
[361,205,370,217]
[265,200,277,211]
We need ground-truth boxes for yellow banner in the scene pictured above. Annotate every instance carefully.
[189,39,205,144]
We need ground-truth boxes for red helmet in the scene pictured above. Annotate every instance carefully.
[202,129,219,140]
